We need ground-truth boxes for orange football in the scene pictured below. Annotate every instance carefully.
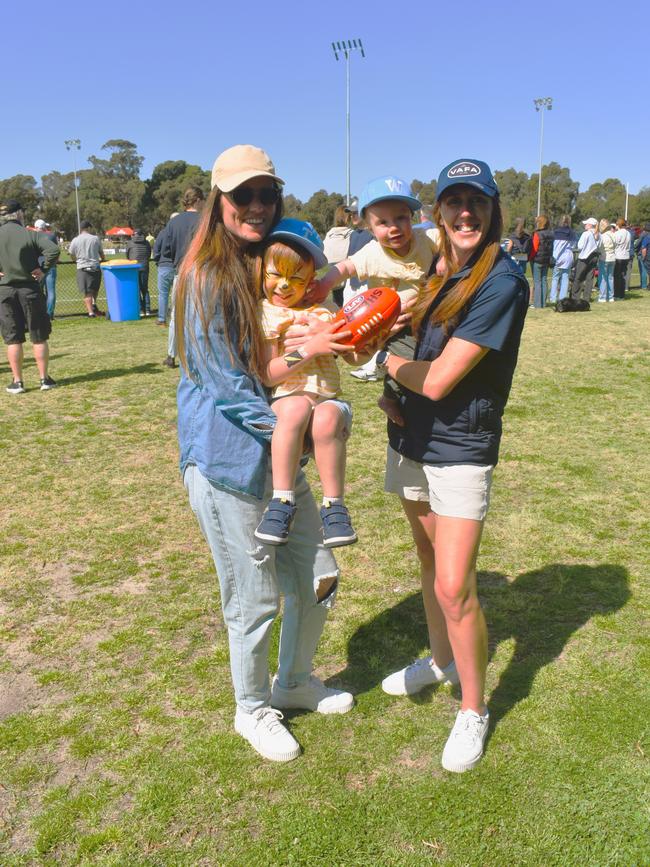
[332,287,401,350]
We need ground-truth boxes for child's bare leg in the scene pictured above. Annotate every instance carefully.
[311,402,348,499]
[271,396,314,491]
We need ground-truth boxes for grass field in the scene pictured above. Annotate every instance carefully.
[0,289,648,865]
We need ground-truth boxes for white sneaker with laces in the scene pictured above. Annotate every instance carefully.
[381,656,459,696]
[271,674,354,714]
[234,706,301,762]
[441,708,489,773]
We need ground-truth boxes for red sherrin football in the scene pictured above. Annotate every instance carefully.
[332,287,401,350]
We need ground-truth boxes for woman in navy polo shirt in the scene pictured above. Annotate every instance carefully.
[376,159,529,773]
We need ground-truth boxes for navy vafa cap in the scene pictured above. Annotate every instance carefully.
[436,159,499,201]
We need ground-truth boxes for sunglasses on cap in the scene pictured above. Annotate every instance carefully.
[225,185,281,207]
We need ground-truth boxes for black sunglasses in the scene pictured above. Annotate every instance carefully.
[226,185,281,207]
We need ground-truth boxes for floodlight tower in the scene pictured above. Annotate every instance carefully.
[533,97,553,217]
[331,38,365,205]
[64,138,82,235]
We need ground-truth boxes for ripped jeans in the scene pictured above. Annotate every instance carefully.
[183,463,339,713]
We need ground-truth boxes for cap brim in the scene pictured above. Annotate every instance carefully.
[437,180,498,200]
[361,194,421,215]
[267,231,328,269]
[215,169,285,192]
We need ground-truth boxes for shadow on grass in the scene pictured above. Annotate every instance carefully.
[343,562,629,723]
[55,362,162,386]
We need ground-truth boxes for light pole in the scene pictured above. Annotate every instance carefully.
[64,138,82,235]
[533,97,552,217]
[331,39,365,205]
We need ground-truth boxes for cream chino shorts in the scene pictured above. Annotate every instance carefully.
[384,446,493,521]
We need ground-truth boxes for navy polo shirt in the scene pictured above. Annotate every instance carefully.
[388,251,529,466]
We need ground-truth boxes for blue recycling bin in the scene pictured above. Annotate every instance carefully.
[101,262,142,322]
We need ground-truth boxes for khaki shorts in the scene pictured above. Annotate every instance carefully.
[384,445,493,521]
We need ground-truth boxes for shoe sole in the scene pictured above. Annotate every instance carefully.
[234,720,301,762]
[6,389,25,394]
[441,750,484,773]
[40,386,56,391]
[271,691,355,715]
[253,530,288,546]
[323,534,358,548]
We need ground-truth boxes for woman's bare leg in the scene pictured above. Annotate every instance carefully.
[400,499,453,669]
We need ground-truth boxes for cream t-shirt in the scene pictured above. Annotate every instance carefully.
[349,227,441,305]
[260,299,340,400]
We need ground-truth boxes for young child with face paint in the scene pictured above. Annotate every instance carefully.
[312,177,442,425]
[253,219,358,550]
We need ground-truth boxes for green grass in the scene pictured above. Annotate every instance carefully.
[0,289,649,865]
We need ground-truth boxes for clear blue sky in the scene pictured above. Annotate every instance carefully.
[5,0,647,202]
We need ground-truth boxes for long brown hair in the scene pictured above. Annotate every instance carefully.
[175,187,282,380]
[413,193,503,335]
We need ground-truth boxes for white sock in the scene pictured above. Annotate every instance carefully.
[323,496,344,507]
[273,489,295,504]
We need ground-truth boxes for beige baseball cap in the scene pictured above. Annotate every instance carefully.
[211,144,284,192]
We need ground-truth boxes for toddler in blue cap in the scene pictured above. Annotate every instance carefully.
[254,219,358,549]
[313,176,441,422]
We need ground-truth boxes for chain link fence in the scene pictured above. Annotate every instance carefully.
[49,260,161,318]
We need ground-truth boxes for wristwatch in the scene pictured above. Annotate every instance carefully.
[375,349,390,374]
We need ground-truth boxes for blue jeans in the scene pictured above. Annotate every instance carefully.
[45,267,57,319]
[549,265,570,303]
[598,261,615,301]
[183,464,337,712]
[532,262,548,308]
[638,255,648,289]
[157,264,174,323]
[167,275,178,358]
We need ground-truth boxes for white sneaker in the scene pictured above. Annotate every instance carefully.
[271,674,354,714]
[349,368,378,382]
[234,706,301,762]
[381,656,459,696]
[441,709,489,773]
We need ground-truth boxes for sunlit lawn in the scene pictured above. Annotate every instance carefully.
[0,286,648,865]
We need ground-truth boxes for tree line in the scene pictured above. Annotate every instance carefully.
[1,139,649,240]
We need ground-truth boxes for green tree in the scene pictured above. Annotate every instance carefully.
[142,160,210,231]
[40,171,79,239]
[629,187,650,225]
[299,189,345,237]
[575,179,627,222]
[82,140,146,230]
[410,179,437,205]
[282,193,303,220]
[494,168,533,231]
[0,175,41,222]
[528,162,578,224]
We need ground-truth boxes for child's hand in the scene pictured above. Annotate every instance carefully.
[304,320,354,357]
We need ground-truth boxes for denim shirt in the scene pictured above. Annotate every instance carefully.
[177,292,277,499]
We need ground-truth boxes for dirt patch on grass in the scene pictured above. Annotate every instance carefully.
[0,670,45,719]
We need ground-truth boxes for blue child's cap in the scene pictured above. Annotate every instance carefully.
[358,176,421,216]
[436,159,499,201]
[267,218,328,269]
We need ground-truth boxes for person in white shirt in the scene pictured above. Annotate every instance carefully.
[612,218,630,299]
[596,220,616,303]
[570,218,599,303]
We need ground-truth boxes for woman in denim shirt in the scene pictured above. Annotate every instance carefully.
[175,145,354,763]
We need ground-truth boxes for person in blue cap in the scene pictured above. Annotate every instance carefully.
[253,218,358,549]
[312,176,441,422]
[376,159,529,773]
